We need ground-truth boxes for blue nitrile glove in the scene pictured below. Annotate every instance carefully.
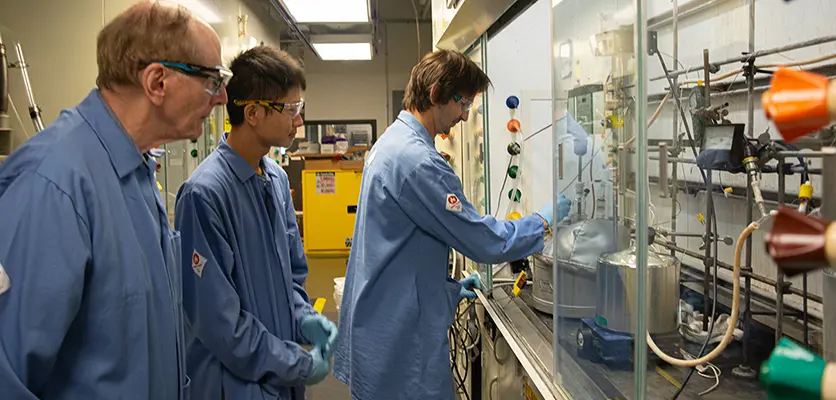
[535,194,571,228]
[305,346,330,385]
[459,273,484,299]
[300,313,339,359]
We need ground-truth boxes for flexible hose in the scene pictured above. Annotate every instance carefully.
[646,220,761,367]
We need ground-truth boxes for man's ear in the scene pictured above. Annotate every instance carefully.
[243,104,261,126]
[140,64,168,107]
[429,84,440,106]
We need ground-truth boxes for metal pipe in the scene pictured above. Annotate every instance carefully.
[740,0,756,373]
[649,156,697,164]
[0,33,8,115]
[659,142,668,198]
[670,0,680,257]
[777,163,786,343]
[656,240,823,303]
[776,151,834,158]
[14,43,44,132]
[822,148,836,361]
[650,35,836,81]
[804,272,809,346]
[648,0,731,30]
[704,49,711,108]
[703,172,712,331]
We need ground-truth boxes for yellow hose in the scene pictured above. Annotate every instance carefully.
[646,221,759,367]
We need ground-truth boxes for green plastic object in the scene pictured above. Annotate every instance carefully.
[760,337,825,400]
[508,189,522,202]
[190,149,198,158]
[508,165,519,179]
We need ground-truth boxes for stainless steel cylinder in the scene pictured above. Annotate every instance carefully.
[596,247,680,334]
[529,219,623,317]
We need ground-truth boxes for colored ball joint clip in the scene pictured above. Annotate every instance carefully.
[507,142,521,156]
[506,95,520,109]
[508,189,522,202]
[507,165,519,179]
[507,119,521,133]
[507,211,522,220]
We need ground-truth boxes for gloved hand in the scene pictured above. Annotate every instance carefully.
[300,313,339,359]
[535,194,572,228]
[459,273,484,299]
[305,346,330,386]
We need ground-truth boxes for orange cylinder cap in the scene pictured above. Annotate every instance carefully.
[507,119,521,133]
[507,211,522,220]
[762,68,831,143]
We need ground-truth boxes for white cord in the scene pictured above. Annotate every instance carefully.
[697,364,721,396]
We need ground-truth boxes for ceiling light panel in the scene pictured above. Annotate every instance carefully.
[311,43,372,61]
[283,0,369,23]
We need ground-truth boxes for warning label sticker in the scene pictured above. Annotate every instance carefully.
[316,172,336,194]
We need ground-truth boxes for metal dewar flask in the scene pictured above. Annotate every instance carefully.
[530,218,623,317]
[595,240,680,334]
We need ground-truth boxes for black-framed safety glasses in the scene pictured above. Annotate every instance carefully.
[145,61,233,95]
[452,93,474,112]
[233,99,305,118]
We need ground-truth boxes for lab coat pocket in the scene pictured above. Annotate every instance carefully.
[180,374,191,400]
[442,278,463,327]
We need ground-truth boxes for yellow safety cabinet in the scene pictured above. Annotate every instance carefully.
[302,169,363,256]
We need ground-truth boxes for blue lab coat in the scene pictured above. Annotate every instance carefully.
[333,111,546,400]
[174,135,316,400]
[0,90,186,399]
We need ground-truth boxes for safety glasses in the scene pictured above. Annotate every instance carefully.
[146,61,233,95]
[452,93,474,112]
[233,99,305,118]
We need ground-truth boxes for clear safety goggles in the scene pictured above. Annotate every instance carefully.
[452,93,474,112]
[233,99,305,118]
[148,61,233,95]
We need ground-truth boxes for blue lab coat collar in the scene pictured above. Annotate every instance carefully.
[217,132,266,183]
[395,110,435,148]
[76,89,146,179]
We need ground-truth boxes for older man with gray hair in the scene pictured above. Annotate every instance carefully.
[0,2,229,399]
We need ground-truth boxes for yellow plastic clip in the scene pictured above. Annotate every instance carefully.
[799,182,814,199]
[723,187,733,198]
[313,298,326,313]
[512,271,527,297]
[697,213,706,225]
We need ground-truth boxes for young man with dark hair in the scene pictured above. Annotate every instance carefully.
[175,45,336,400]
[333,49,570,399]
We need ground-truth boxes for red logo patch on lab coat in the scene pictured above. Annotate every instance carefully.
[192,250,207,278]
[445,194,462,212]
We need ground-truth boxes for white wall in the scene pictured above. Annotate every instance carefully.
[0,0,285,149]
[485,0,555,218]
[301,21,432,136]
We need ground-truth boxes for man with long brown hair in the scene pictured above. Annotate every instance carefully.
[0,2,229,399]
[333,49,570,399]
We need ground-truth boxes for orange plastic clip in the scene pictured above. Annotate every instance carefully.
[762,68,835,143]
[507,119,521,133]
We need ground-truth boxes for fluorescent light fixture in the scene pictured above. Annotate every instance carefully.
[171,0,223,24]
[283,0,369,23]
[311,43,372,61]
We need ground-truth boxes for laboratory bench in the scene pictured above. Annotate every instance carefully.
[477,283,774,400]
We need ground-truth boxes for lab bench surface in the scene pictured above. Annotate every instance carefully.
[485,285,771,400]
